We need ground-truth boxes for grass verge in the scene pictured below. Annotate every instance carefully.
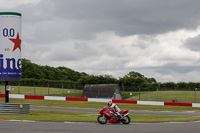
[0,85,82,97]
[0,110,200,123]
[125,91,200,103]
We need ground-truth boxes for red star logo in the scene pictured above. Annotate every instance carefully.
[9,32,21,52]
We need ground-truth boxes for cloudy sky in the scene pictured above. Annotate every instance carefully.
[1,0,200,82]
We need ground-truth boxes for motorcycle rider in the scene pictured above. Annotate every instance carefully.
[107,101,121,120]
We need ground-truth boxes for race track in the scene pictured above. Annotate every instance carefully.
[31,105,200,116]
[0,120,200,133]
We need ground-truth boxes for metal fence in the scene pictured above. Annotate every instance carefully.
[0,103,30,114]
[0,82,200,103]
[120,86,200,103]
[0,82,84,97]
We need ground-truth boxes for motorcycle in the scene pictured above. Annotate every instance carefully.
[97,106,131,124]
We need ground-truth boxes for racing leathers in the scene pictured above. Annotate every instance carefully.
[109,103,121,119]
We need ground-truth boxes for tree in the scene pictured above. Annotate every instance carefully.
[125,71,144,78]
[119,71,157,87]
[160,82,176,90]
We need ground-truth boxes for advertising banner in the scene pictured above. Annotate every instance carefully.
[0,12,22,81]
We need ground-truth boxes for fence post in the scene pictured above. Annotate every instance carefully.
[138,86,141,101]
[175,85,177,101]
[98,86,99,98]
[195,88,197,103]
[62,84,64,96]
[5,81,9,103]
[48,83,49,96]
[34,83,36,95]
[106,87,107,99]
[18,81,20,94]
[185,90,186,103]
[156,86,158,101]
[74,84,76,97]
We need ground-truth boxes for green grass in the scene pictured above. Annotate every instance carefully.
[0,110,200,123]
[122,90,200,103]
[0,110,97,122]
[0,85,82,97]
[121,91,147,100]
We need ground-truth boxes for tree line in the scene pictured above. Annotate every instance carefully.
[15,59,200,90]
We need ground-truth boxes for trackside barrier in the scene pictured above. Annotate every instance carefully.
[45,96,65,101]
[0,94,5,98]
[0,102,30,114]
[112,99,137,104]
[137,101,164,106]
[164,102,192,107]
[66,97,88,101]
[88,98,111,103]
[25,95,44,100]
[192,103,200,108]
[10,94,24,99]
[1,94,200,108]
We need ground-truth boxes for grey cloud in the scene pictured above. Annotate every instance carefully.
[46,42,102,61]
[48,0,200,35]
[131,63,200,82]
[184,34,200,51]
[152,63,200,74]
[135,35,155,49]
[12,0,200,45]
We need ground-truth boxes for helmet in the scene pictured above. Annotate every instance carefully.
[108,101,112,107]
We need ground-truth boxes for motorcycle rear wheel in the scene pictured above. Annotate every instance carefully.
[121,116,130,124]
[97,115,107,124]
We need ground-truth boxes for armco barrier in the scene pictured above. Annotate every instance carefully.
[45,96,65,101]
[192,103,200,108]
[0,94,5,98]
[88,98,111,103]
[137,101,164,106]
[25,95,44,100]
[66,97,88,101]
[112,99,137,104]
[0,102,30,114]
[164,102,192,107]
[10,94,24,99]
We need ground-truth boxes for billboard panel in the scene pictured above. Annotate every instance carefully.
[0,12,22,81]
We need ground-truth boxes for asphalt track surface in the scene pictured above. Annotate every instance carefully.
[31,105,200,116]
[0,120,200,133]
[1,106,200,133]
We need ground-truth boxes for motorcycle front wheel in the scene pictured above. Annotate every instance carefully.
[121,115,131,124]
[97,115,107,124]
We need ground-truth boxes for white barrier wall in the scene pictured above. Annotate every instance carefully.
[88,98,112,103]
[137,101,164,106]
[44,96,66,101]
[9,94,24,99]
[192,103,200,108]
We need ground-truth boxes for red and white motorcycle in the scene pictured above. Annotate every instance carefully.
[97,106,131,124]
